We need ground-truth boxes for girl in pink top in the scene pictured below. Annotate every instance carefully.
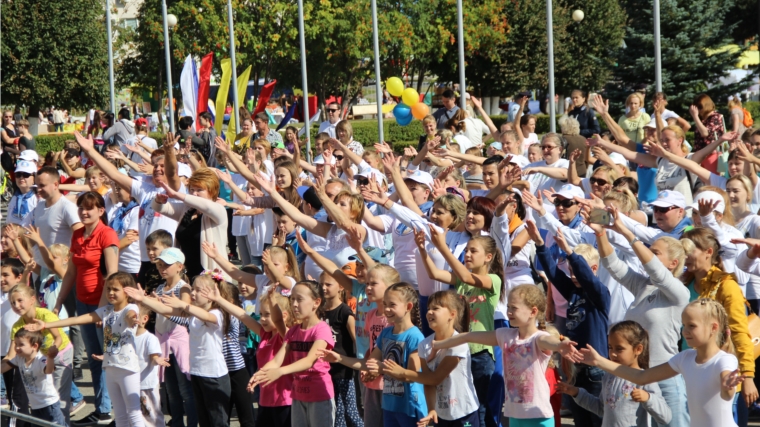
[434,285,581,427]
[252,280,336,427]
[201,284,294,427]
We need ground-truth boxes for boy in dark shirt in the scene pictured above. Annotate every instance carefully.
[527,221,609,427]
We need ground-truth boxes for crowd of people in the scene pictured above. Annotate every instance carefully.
[0,86,759,427]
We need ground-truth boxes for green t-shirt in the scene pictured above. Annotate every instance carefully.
[456,274,502,356]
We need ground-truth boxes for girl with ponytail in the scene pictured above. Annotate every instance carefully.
[433,285,580,427]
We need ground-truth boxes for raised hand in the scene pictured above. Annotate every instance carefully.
[413,228,428,252]
[73,131,94,152]
[471,95,482,109]
[591,94,608,115]
[214,168,233,185]
[578,344,603,366]
[294,227,313,253]
[3,225,18,241]
[214,136,230,155]
[520,189,543,213]
[697,198,721,217]
[252,172,276,194]
[689,105,700,119]
[160,293,186,309]
[201,241,221,259]
[556,339,582,362]
[524,220,544,246]
[158,180,181,200]
[630,388,650,402]
[123,283,147,302]
[381,152,398,173]
[374,142,393,154]
[568,149,582,163]
[436,165,455,182]
[428,224,447,250]
[198,284,222,302]
[345,225,364,253]
[720,131,739,143]
[431,179,447,199]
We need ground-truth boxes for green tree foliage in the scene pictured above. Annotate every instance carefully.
[606,0,752,115]
[1,0,109,110]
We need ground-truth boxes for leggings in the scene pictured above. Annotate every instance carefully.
[228,368,255,427]
[333,378,364,427]
[104,366,145,427]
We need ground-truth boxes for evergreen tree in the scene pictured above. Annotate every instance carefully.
[606,0,752,115]
[1,0,109,110]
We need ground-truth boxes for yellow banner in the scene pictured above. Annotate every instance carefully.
[226,65,252,145]
[214,59,232,137]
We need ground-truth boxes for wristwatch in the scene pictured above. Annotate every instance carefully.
[629,236,640,246]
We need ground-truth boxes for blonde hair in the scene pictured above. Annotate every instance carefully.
[263,289,294,328]
[728,97,743,110]
[436,129,453,145]
[336,120,354,141]
[433,194,467,229]
[573,244,600,267]
[592,166,620,186]
[726,174,753,204]
[603,189,637,214]
[366,264,400,286]
[653,236,687,276]
[253,139,271,157]
[269,245,302,282]
[558,116,580,136]
[85,166,104,180]
[334,190,365,223]
[422,115,436,126]
[686,298,734,354]
[661,125,689,154]
[9,284,36,305]
[694,186,734,226]
[625,93,644,108]
[188,167,221,200]
[509,285,547,330]
[681,228,724,283]
[48,244,70,260]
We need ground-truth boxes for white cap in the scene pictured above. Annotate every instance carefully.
[403,169,434,189]
[355,168,386,186]
[650,190,686,209]
[608,152,628,166]
[15,160,37,175]
[692,190,725,214]
[645,117,668,129]
[178,163,192,178]
[18,150,39,163]
[552,184,585,201]
[507,155,530,169]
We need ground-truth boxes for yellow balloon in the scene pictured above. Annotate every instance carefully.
[402,88,419,106]
[387,77,405,97]
[382,103,395,114]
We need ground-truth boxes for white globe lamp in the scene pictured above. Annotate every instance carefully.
[167,14,178,28]
[572,10,584,22]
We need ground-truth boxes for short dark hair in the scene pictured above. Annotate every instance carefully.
[272,207,288,218]
[482,155,505,168]
[199,112,214,122]
[1,258,25,277]
[37,166,60,180]
[254,112,268,123]
[145,229,173,248]
[300,186,323,211]
[118,108,130,120]
[178,116,194,130]
[442,89,455,99]
[14,329,44,348]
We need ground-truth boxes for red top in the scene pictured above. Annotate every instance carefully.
[70,222,119,305]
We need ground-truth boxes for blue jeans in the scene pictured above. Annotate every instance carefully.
[71,381,83,404]
[568,365,603,427]
[31,403,66,425]
[471,350,496,427]
[164,353,198,427]
[655,375,690,427]
[77,300,111,414]
[382,409,418,427]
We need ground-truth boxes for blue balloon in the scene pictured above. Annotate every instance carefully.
[396,114,413,126]
[393,103,412,119]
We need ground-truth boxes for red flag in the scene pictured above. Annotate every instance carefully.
[253,80,277,116]
[196,53,213,123]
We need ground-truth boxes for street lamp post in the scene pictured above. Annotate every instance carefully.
[105,0,116,113]
[546,0,556,132]
[297,0,311,161]
[370,0,384,143]
[456,0,466,109]
[161,0,177,133]
[227,0,240,133]
[653,0,662,92]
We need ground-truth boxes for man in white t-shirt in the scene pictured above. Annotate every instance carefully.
[318,102,342,138]
[524,133,570,194]
[72,131,183,276]
[32,168,83,263]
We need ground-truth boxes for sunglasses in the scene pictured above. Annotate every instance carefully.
[590,177,609,186]
[328,109,340,113]
[16,172,33,179]
[541,145,559,151]
[356,177,370,186]
[334,155,344,161]
[553,198,577,208]
[653,205,679,214]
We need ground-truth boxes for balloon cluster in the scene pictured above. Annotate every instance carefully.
[386,77,429,126]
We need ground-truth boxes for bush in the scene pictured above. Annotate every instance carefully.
[34,134,77,157]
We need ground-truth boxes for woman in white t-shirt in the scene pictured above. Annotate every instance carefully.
[512,98,540,154]
[106,181,141,275]
[579,299,742,427]
[523,133,570,194]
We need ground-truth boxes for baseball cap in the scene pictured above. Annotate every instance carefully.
[355,169,386,187]
[644,117,668,129]
[341,262,359,279]
[692,190,725,214]
[349,246,389,264]
[403,169,434,189]
[650,190,686,209]
[552,184,585,201]
[15,160,37,175]
[157,248,185,265]
[489,142,503,151]
[177,162,192,178]
[608,152,628,166]
[18,150,39,163]
[517,91,532,98]
[507,155,530,169]
[271,140,285,150]
[297,186,323,210]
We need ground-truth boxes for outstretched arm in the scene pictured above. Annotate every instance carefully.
[202,242,258,285]
[74,132,133,191]
[471,96,500,142]
[414,229,456,285]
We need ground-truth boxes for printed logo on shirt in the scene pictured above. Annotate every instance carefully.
[382,339,406,396]
[20,363,43,393]
[566,295,587,331]
[290,341,313,352]
[504,341,536,403]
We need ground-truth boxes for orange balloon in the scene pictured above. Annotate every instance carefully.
[411,102,429,120]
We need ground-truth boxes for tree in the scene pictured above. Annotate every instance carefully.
[1,0,110,111]
[606,0,752,115]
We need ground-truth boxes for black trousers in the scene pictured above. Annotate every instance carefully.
[190,374,231,427]
[257,405,291,427]
[228,368,255,427]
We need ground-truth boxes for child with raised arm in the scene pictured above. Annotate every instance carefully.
[133,304,171,427]
[578,299,743,427]
[432,285,580,427]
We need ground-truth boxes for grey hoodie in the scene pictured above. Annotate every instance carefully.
[103,118,135,146]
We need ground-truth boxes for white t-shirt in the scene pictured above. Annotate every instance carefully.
[95,303,140,373]
[318,120,340,138]
[105,196,141,274]
[126,135,158,178]
[230,174,252,236]
[131,180,182,262]
[134,331,162,389]
[253,275,296,315]
[6,193,38,226]
[303,211,330,280]
[668,349,738,427]
[188,309,228,377]
[521,133,540,155]
[734,214,760,299]
[453,134,475,153]
[656,154,696,206]
[1,293,21,355]
[496,328,554,419]
[11,353,59,409]
[31,196,80,265]
[463,118,490,148]
[526,158,570,194]
[417,333,479,420]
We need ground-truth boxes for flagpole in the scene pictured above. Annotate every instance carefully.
[227,0,240,134]
[370,0,384,143]
[298,0,311,162]
[161,0,175,133]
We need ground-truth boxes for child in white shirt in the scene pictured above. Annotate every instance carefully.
[134,304,170,427]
